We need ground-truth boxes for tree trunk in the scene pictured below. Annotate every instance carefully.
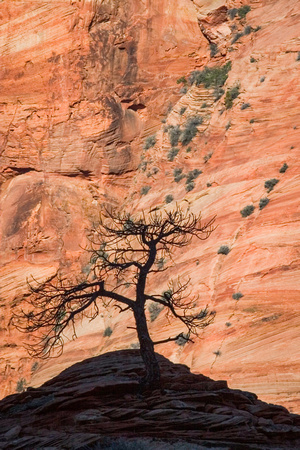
[133,305,160,390]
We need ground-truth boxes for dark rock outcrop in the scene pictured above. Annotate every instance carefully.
[0,350,299,449]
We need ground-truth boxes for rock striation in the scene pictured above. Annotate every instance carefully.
[0,350,299,449]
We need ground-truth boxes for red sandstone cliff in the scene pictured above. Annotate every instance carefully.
[0,0,299,412]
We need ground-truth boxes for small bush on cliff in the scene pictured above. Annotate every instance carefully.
[180,116,202,146]
[241,102,251,110]
[189,62,231,100]
[168,125,181,147]
[148,302,164,322]
[232,292,244,300]
[144,135,156,150]
[165,194,174,204]
[259,197,269,210]
[174,168,185,183]
[279,163,288,173]
[240,204,255,217]
[217,245,230,255]
[103,326,113,337]
[225,85,240,109]
[167,147,180,161]
[264,178,279,192]
[16,378,26,393]
[141,185,151,195]
[238,5,251,18]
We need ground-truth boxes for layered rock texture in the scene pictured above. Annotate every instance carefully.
[0,350,300,449]
[0,0,299,413]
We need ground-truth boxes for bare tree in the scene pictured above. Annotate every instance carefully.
[13,206,216,389]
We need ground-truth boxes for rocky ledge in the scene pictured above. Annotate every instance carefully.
[0,350,299,449]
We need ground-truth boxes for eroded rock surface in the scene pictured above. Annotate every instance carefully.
[0,350,299,449]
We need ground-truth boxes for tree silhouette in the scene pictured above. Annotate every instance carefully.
[14,206,216,389]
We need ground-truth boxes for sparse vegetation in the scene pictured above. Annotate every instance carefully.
[204,152,213,163]
[141,185,151,195]
[259,197,269,210]
[168,125,181,147]
[167,147,180,161]
[31,362,39,372]
[296,52,300,61]
[244,25,252,35]
[176,332,190,346]
[144,135,156,150]
[179,107,187,115]
[264,178,279,192]
[260,76,265,83]
[148,302,164,322]
[217,245,230,255]
[232,292,244,300]
[227,8,238,20]
[250,118,255,124]
[225,85,240,109]
[201,102,208,108]
[279,163,288,173]
[227,5,251,20]
[186,182,195,192]
[177,76,187,84]
[225,322,232,327]
[16,378,26,393]
[241,102,251,110]
[225,121,231,130]
[186,146,192,153]
[165,194,174,204]
[189,62,231,101]
[240,204,255,217]
[213,350,221,357]
[186,169,202,182]
[231,32,244,44]
[173,168,185,182]
[210,42,218,57]
[103,326,113,337]
[180,116,202,146]
[250,56,257,63]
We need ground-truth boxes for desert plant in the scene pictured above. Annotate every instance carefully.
[227,8,238,20]
[185,182,195,192]
[165,194,174,204]
[297,52,300,61]
[180,116,202,146]
[279,163,288,173]
[175,332,190,346]
[177,76,187,84]
[250,118,255,123]
[13,207,215,389]
[168,125,181,147]
[241,102,250,110]
[186,169,202,183]
[148,302,164,322]
[231,32,244,44]
[225,121,231,130]
[204,152,213,162]
[31,362,39,372]
[144,135,156,150]
[250,56,257,63]
[167,147,180,161]
[180,86,188,94]
[264,178,279,192]
[232,292,244,300]
[238,5,251,18]
[189,62,231,101]
[225,322,232,327]
[173,168,185,183]
[240,204,255,217]
[244,25,252,35]
[259,197,269,210]
[103,326,113,337]
[16,378,26,393]
[179,107,187,115]
[210,42,218,57]
[217,245,230,255]
[225,85,240,109]
[260,76,265,83]
[141,186,151,196]
[186,146,192,153]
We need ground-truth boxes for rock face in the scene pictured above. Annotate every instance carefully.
[0,350,299,449]
[0,0,299,413]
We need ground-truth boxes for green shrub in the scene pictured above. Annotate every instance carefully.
[204,152,213,162]
[186,169,202,183]
[173,167,185,182]
[250,56,257,63]
[225,85,240,109]
[238,5,251,18]
[103,326,113,337]
[167,147,179,161]
[16,378,26,393]
[244,25,252,35]
[250,118,255,124]
[180,86,188,94]
[186,146,192,153]
[201,102,208,108]
[168,125,181,146]
[225,120,231,130]
[225,322,232,327]
[240,204,255,217]
[140,185,151,195]
[180,116,202,145]
[260,76,265,83]
[143,134,156,150]
[31,362,39,372]
[259,197,269,210]
[177,76,187,84]
[227,8,238,20]
[232,292,244,300]
[176,333,189,346]
[148,302,164,322]
[165,194,174,204]
[217,245,230,255]
[241,102,250,110]
[231,32,244,44]
[264,178,279,192]
[279,163,288,173]
[185,181,195,192]
[210,42,218,57]
[189,62,231,97]
[179,107,186,115]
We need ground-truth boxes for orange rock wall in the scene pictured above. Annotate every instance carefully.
[0,0,299,412]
